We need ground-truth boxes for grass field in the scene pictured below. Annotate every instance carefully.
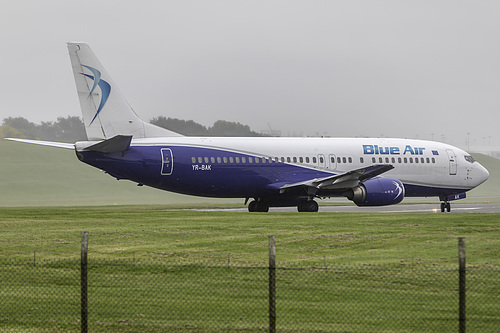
[1,207,500,265]
[1,208,500,332]
[2,138,500,331]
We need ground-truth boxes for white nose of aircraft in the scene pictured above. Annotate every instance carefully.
[474,162,489,187]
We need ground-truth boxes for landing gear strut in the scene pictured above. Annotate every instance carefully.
[440,202,451,212]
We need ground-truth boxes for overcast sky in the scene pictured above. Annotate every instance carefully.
[1,0,499,148]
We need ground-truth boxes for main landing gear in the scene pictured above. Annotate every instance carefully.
[440,201,451,212]
[297,200,319,212]
[248,200,269,212]
[247,199,319,212]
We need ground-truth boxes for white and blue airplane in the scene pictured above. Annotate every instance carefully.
[7,42,489,212]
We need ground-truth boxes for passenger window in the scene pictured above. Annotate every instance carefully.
[223,157,228,163]
[432,158,435,163]
[262,158,266,164]
[319,156,324,163]
[360,157,364,163]
[281,157,285,163]
[421,158,425,163]
[299,157,304,163]
[337,157,341,163]
[275,157,279,163]
[372,157,376,163]
[404,157,407,163]
[313,157,317,163]
[242,157,246,163]
[229,157,234,163]
[391,157,395,163]
[248,157,253,163]
[342,157,347,163]
[306,157,310,163]
[287,157,291,163]
[385,157,389,163]
[255,158,260,163]
[398,157,402,163]
[217,157,222,163]
[379,157,383,163]
[348,157,352,163]
[293,157,297,163]
[415,158,419,163]
[191,157,196,163]
[210,157,215,163]
[409,158,413,163]
[426,158,430,163]
[198,157,203,164]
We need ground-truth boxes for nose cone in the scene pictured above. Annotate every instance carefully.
[475,162,489,186]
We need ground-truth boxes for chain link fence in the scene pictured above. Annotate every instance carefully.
[0,237,499,332]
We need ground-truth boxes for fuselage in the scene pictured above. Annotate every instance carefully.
[76,136,489,202]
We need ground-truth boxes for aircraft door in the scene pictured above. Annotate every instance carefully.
[446,149,457,175]
[161,148,173,175]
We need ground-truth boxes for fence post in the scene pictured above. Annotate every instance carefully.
[81,231,89,333]
[458,237,466,333]
[269,235,276,333]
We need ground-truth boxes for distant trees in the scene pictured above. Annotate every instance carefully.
[0,116,87,142]
[150,116,264,137]
[150,116,209,136]
[1,115,265,141]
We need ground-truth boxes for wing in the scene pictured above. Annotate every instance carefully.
[274,164,394,194]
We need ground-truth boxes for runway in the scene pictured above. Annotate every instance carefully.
[190,200,500,213]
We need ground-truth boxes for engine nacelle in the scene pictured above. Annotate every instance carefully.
[346,178,405,206]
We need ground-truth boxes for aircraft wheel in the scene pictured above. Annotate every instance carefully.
[248,201,257,212]
[307,200,319,212]
[298,200,319,212]
[440,202,451,212]
[256,202,269,212]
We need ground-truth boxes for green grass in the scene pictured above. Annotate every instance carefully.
[1,208,499,331]
[1,207,500,265]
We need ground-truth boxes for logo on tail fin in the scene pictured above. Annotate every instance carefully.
[81,65,111,125]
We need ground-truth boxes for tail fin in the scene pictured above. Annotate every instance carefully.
[67,42,181,140]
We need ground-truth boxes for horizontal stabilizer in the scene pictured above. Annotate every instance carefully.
[5,138,75,149]
[82,135,132,153]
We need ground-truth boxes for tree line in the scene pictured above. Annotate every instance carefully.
[0,116,264,142]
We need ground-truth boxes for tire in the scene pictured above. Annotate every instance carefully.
[256,202,269,212]
[248,201,257,212]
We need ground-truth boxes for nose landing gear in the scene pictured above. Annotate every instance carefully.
[440,201,451,212]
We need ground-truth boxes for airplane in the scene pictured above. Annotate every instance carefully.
[6,42,489,212]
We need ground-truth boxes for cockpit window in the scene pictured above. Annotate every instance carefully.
[464,155,475,163]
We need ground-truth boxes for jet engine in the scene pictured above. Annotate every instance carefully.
[346,178,405,206]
